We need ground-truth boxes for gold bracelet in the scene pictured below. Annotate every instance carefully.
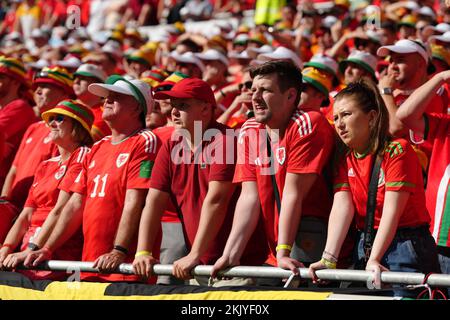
[276,244,292,252]
[135,250,152,258]
[320,257,337,269]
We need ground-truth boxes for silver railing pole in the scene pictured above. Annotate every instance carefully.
[21,260,450,287]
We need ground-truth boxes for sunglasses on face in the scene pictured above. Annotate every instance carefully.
[48,114,65,123]
[238,81,252,91]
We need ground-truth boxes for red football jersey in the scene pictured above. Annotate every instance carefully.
[71,129,160,282]
[8,121,59,209]
[333,138,430,230]
[20,147,89,280]
[0,99,37,185]
[424,113,450,247]
[234,109,335,265]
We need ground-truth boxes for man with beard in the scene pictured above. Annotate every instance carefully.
[212,61,334,285]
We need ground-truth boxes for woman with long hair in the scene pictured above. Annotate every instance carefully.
[308,79,441,297]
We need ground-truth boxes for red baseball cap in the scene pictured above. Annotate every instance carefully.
[153,78,216,107]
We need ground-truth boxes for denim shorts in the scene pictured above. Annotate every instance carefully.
[355,225,441,298]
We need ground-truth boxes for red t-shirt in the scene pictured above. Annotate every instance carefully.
[71,129,160,282]
[90,104,111,142]
[20,147,89,280]
[0,99,37,185]
[234,109,335,266]
[8,121,59,209]
[152,125,179,223]
[424,113,450,247]
[333,138,430,230]
[150,121,265,265]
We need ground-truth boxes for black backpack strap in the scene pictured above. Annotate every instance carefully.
[266,134,281,214]
[363,154,383,262]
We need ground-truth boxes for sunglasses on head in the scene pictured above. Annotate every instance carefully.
[48,114,65,123]
[238,81,252,91]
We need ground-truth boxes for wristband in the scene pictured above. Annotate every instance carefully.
[320,257,337,269]
[322,250,338,263]
[135,250,152,258]
[1,244,14,251]
[276,244,292,252]
[113,245,128,255]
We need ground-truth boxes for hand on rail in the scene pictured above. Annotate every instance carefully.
[3,249,33,269]
[132,255,159,279]
[0,247,10,268]
[211,255,239,280]
[93,250,126,273]
[172,253,201,280]
[308,259,329,284]
[277,256,304,276]
[23,248,52,267]
[365,259,389,290]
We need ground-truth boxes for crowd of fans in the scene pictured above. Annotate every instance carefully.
[0,0,449,298]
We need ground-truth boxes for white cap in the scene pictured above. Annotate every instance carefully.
[257,46,303,68]
[340,50,377,76]
[304,53,338,76]
[322,15,338,29]
[417,6,436,19]
[247,44,273,55]
[74,63,107,82]
[228,50,252,60]
[102,40,123,59]
[424,23,450,34]
[28,59,50,69]
[404,1,420,10]
[89,76,153,113]
[233,34,249,44]
[82,40,99,51]
[377,39,430,65]
[195,49,229,66]
[57,56,82,69]
[169,51,205,72]
[430,31,450,43]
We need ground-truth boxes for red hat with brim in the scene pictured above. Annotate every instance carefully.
[0,66,29,88]
[153,78,216,107]
[33,77,74,95]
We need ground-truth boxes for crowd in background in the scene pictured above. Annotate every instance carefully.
[0,0,448,298]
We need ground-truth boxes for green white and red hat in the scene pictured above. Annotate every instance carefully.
[41,99,95,137]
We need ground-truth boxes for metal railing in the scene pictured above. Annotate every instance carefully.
[21,260,450,288]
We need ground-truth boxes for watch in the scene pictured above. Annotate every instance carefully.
[27,242,40,251]
[381,87,393,95]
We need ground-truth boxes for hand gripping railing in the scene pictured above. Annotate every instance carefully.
[19,260,450,288]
